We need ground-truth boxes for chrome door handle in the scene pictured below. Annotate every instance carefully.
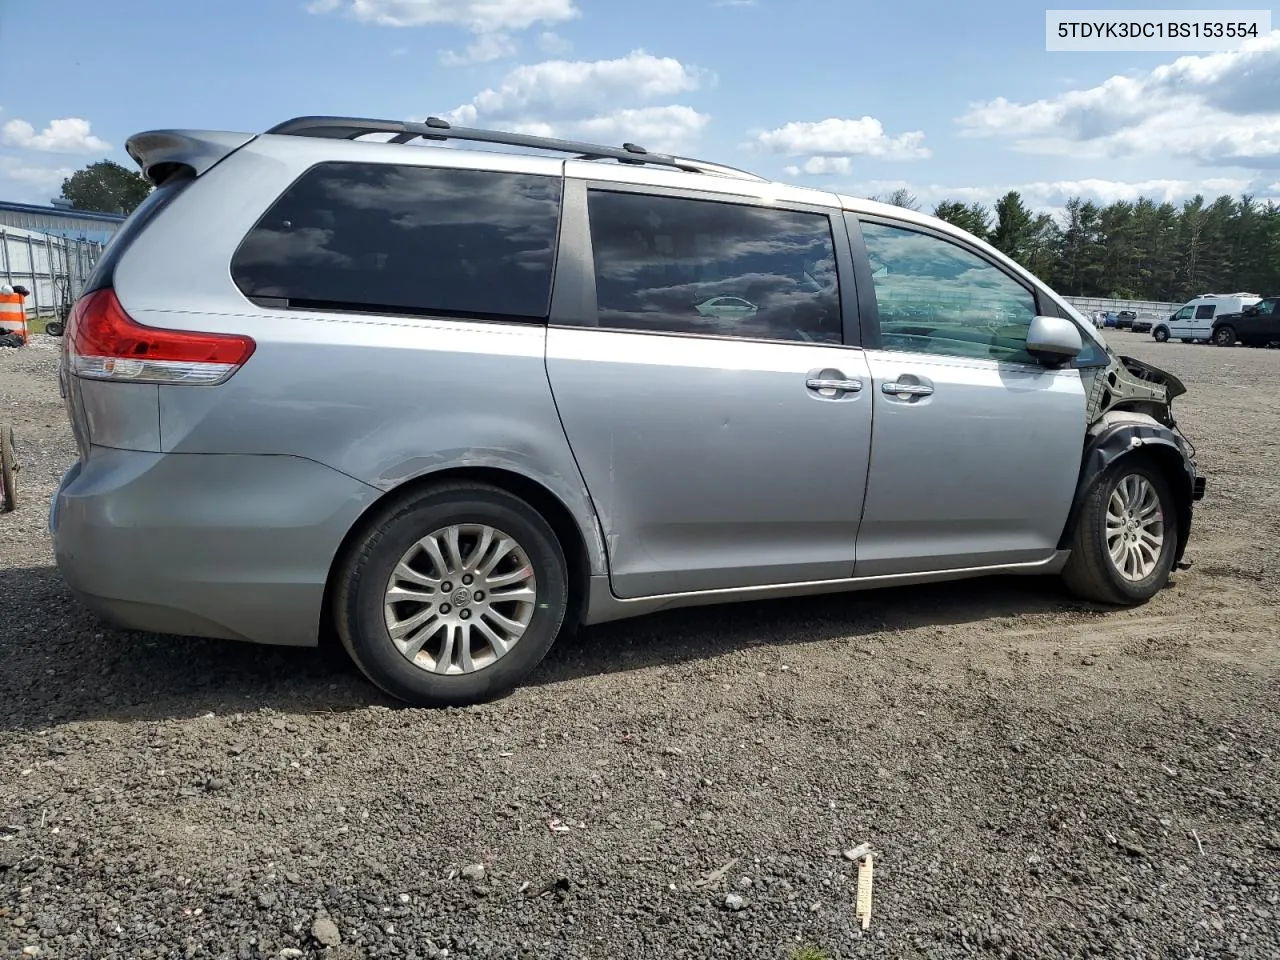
[806,377,863,392]
[882,381,934,397]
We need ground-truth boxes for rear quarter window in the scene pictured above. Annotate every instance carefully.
[231,162,563,321]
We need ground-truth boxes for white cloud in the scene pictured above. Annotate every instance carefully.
[450,50,708,123]
[437,51,713,153]
[567,106,711,153]
[0,156,75,191]
[957,30,1280,168]
[757,116,930,171]
[2,118,109,153]
[536,31,572,55]
[308,0,578,31]
[440,30,517,65]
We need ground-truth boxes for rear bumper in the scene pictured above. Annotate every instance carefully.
[50,446,381,646]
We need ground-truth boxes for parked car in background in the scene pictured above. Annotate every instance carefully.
[1153,293,1261,343]
[1131,314,1154,334]
[1211,295,1280,347]
[48,114,1207,707]
[1116,310,1137,330]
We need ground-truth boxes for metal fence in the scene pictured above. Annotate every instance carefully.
[1062,296,1181,320]
[0,226,105,321]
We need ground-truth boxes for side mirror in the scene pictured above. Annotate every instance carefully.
[1025,315,1083,366]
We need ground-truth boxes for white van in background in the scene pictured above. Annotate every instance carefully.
[1152,293,1261,343]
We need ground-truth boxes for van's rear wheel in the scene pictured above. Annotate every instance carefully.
[1062,458,1177,606]
[335,482,568,707]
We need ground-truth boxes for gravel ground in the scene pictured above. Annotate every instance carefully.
[1,332,1277,960]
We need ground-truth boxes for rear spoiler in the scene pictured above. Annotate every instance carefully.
[125,130,257,185]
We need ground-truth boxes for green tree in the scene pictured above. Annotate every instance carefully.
[874,187,920,211]
[991,191,1037,265]
[933,200,992,241]
[59,160,152,215]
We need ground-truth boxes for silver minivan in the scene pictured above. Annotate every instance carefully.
[50,116,1206,706]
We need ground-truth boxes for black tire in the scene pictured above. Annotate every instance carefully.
[1152,326,1169,343]
[334,481,569,707]
[45,321,64,337]
[1212,325,1235,346]
[1062,457,1178,606]
[0,425,16,513]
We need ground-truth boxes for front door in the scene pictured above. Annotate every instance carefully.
[849,216,1091,577]
[546,182,873,598]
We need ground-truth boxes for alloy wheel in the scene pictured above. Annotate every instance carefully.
[383,524,537,674]
[1105,474,1165,582]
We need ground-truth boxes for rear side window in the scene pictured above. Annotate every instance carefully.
[231,162,563,321]
[1194,305,1216,319]
[585,190,842,344]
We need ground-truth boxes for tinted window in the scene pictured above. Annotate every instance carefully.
[586,190,841,344]
[1194,304,1216,319]
[860,221,1038,364]
[232,162,562,320]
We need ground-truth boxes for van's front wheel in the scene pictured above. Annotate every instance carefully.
[1062,459,1178,606]
[335,482,569,707]
[1152,326,1170,343]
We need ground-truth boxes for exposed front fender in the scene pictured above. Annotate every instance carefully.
[1060,416,1203,564]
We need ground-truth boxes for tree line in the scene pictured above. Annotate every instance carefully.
[873,187,1280,303]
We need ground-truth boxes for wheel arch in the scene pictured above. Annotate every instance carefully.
[321,466,601,645]
[1059,420,1197,564]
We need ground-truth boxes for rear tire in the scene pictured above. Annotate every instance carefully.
[334,482,569,707]
[1152,326,1169,343]
[1062,457,1178,606]
[1213,326,1235,346]
[0,425,15,513]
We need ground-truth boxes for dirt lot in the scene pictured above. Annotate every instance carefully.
[1,332,1277,960]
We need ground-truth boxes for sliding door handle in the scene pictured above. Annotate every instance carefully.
[882,381,934,397]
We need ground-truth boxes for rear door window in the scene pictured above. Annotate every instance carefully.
[585,189,842,345]
[231,162,563,321]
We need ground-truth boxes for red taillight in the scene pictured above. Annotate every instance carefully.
[66,289,255,385]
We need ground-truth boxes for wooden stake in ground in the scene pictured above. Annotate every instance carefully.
[855,853,874,930]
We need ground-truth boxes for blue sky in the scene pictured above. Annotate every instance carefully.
[2,0,1278,214]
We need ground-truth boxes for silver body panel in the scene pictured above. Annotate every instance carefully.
[855,350,1085,576]
[48,127,1180,649]
[546,326,874,597]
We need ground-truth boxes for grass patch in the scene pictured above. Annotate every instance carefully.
[789,946,831,960]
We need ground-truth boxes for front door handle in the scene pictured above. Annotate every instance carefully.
[882,381,934,397]
[807,377,863,393]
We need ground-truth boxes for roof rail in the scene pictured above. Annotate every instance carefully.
[264,115,766,181]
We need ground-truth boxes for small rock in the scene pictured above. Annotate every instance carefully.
[23,948,40,958]
[723,893,747,911]
[279,951,304,959]
[843,843,873,861]
[258,892,278,909]
[461,864,486,882]
[738,876,753,889]
[311,917,341,947]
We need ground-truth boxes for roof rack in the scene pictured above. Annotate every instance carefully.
[264,115,766,181]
